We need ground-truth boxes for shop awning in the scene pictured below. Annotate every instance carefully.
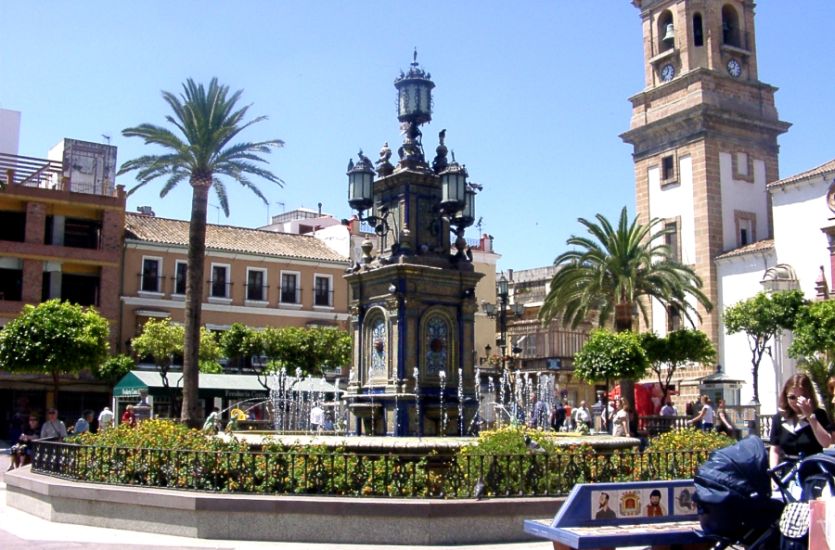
[112,370,342,397]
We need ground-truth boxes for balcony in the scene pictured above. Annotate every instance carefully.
[0,151,121,198]
[0,152,63,190]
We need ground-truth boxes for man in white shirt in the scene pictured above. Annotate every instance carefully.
[98,406,114,430]
[310,403,325,433]
[573,401,592,430]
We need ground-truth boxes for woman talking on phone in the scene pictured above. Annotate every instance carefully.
[769,373,833,469]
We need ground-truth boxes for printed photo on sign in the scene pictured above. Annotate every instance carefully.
[673,486,697,515]
[643,488,667,517]
[619,489,642,517]
[591,490,618,520]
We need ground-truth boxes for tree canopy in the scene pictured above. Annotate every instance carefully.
[260,326,351,377]
[640,329,715,405]
[0,299,110,396]
[94,354,136,386]
[220,323,263,371]
[119,78,284,427]
[573,329,649,386]
[538,206,712,331]
[724,289,806,403]
[131,318,183,386]
[788,299,835,410]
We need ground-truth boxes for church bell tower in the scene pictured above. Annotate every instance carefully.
[621,0,790,343]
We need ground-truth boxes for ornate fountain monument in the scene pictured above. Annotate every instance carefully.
[343,52,482,436]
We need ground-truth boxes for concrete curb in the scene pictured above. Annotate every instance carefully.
[5,467,563,545]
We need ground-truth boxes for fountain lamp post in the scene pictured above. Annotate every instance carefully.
[482,273,524,371]
[343,52,483,436]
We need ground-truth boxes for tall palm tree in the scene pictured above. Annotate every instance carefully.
[539,207,713,400]
[119,78,284,427]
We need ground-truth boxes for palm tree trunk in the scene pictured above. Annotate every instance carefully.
[615,303,636,412]
[181,180,211,428]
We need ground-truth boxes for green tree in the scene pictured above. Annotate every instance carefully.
[724,290,806,404]
[260,326,351,377]
[640,329,716,406]
[119,78,284,427]
[94,354,136,386]
[540,207,712,399]
[573,329,649,393]
[198,327,223,374]
[131,318,183,387]
[0,299,110,399]
[220,323,262,372]
[788,300,835,410]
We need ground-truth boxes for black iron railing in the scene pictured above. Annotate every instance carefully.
[30,441,713,499]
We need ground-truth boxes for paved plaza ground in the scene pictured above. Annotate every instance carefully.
[0,441,559,550]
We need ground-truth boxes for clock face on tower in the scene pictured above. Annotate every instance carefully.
[727,58,742,78]
[660,63,675,82]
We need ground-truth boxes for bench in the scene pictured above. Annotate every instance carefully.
[524,479,712,550]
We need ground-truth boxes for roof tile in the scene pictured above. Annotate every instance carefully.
[125,212,349,263]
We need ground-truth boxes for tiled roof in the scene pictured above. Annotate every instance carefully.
[767,159,835,189]
[125,212,349,263]
[715,238,775,260]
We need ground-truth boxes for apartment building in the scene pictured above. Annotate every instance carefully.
[120,211,351,353]
[0,137,125,430]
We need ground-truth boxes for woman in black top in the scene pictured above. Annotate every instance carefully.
[769,373,833,468]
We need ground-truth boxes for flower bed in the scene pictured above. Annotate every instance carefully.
[31,421,733,498]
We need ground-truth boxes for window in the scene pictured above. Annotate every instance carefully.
[733,151,754,182]
[280,272,300,304]
[661,155,676,182]
[693,13,704,47]
[734,211,756,247]
[246,268,267,302]
[657,10,674,52]
[314,275,332,307]
[210,264,230,298]
[174,261,187,295]
[666,305,682,332]
[514,334,537,356]
[722,4,740,47]
[140,257,162,293]
[664,220,680,261]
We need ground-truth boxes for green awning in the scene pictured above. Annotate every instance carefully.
[112,370,341,397]
[113,371,153,397]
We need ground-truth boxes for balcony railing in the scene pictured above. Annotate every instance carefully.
[209,280,232,299]
[138,273,163,293]
[0,152,63,189]
[245,284,268,302]
[314,289,334,307]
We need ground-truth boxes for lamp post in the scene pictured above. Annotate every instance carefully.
[482,273,524,370]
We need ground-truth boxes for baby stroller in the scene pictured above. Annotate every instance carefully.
[695,436,835,549]
[771,451,835,549]
[694,436,785,549]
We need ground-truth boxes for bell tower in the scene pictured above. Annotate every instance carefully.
[621,0,790,343]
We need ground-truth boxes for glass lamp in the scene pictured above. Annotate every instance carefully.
[347,155,374,212]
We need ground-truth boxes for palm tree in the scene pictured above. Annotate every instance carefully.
[539,207,713,400]
[118,78,284,427]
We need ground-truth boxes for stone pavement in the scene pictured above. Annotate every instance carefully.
[0,442,556,550]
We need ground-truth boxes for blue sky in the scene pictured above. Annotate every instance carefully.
[2,1,834,271]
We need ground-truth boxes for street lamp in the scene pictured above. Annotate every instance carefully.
[482,273,524,369]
